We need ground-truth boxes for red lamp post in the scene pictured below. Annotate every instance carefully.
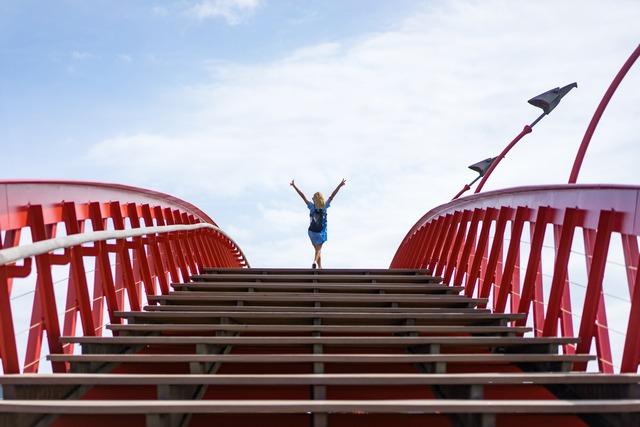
[568,43,640,183]
[452,158,494,200]
[472,83,578,194]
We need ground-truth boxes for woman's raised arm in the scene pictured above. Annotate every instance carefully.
[290,179,310,205]
[327,178,346,204]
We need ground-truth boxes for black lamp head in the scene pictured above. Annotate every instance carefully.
[528,82,577,114]
[468,157,494,177]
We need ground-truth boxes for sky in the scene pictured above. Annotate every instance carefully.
[2,0,640,270]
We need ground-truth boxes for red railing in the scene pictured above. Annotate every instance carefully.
[0,180,249,374]
[391,184,640,373]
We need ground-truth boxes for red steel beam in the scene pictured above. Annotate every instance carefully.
[0,181,247,373]
[392,184,640,372]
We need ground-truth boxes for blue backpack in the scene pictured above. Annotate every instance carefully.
[308,208,325,232]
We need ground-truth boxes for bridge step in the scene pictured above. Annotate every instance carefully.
[49,353,593,369]
[2,398,639,414]
[60,335,577,348]
[4,372,637,386]
[172,282,462,293]
[114,310,524,325]
[191,273,443,283]
[148,292,483,307]
[200,268,433,275]
[106,323,532,335]
[143,305,490,313]
[1,399,638,427]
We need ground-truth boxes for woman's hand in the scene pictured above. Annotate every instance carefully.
[290,180,295,187]
[340,178,346,187]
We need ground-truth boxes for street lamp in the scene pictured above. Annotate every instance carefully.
[471,82,578,194]
[452,157,495,200]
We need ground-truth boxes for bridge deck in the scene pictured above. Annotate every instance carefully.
[2,268,637,427]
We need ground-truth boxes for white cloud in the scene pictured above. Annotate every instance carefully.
[152,6,169,16]
[71,50,95,60]
[117,54,133,63]
[87,0,640,269]
[186,0,260,25]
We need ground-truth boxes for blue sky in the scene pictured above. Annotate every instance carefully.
[1,0,416,161]
[2,0,640,373]
[2,0,640,269]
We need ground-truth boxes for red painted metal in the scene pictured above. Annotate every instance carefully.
[464,208,496,297]
[622,254,640,372]
[435,212,461,277]
[0,181,248,374]
[568,43,640,183]
[0,266,19,373]
[473,125,532,193]
[531,218,548,337]
[391,184,640,373]
[479,207,511,301]
[452,183,471,200]
[28,205,66,373]
[428,215,452,272]
[443,210,471,283]
[575,214,619,373]
[453,209,483,286]
[422,218,444,271]
[495,207,529,313]
[543,210,583,338]
[516,207,554,330]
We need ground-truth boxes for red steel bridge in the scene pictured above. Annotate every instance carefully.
[0,45,639,427]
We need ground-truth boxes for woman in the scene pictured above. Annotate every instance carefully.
[290,178,346,269]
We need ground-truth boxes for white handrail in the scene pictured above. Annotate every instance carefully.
[0,223,250,267]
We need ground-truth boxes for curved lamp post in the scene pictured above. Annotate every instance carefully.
[472,82,578,194]
[452,157,494,200]
[568,43,640,183]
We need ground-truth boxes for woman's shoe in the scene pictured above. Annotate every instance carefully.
[312,263,317,269]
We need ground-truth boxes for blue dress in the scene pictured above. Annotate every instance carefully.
[307,201,330,245]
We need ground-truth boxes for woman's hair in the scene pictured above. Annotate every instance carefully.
[312,192,325,209]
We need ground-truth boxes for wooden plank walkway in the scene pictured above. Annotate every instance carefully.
[4,267,637,427]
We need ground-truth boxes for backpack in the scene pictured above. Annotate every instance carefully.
[308,208,325,232]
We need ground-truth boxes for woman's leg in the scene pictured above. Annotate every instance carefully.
[312,244,321,267]
[316,244,323,269]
